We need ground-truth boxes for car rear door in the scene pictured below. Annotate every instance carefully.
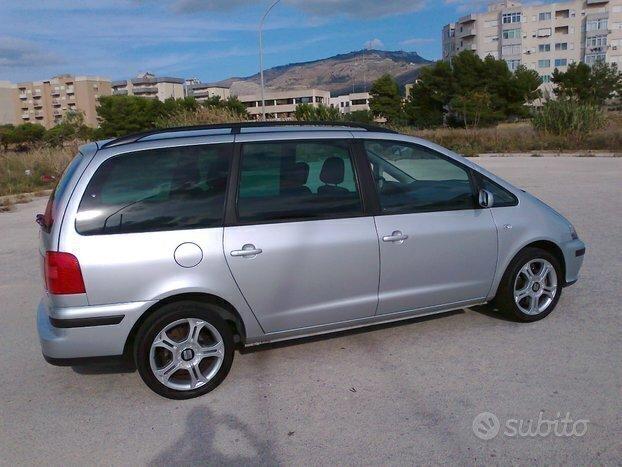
[360,138,498,315]
[223,133,380,333]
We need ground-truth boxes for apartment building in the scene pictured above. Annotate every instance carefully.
[238,89,332,120]
[443,0,622,83]
[330,92,371,114]
[185,82,231,103]
[112,73,185,101]
[0,81,19,125]
[15,75,111,128]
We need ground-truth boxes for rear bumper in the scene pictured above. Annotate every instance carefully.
[37,298,155,360]
[561,239,586,286]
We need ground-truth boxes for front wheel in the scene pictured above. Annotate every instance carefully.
[494,247,562,322]
[134,301,235,399]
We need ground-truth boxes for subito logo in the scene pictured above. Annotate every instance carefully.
[472,412,500,440]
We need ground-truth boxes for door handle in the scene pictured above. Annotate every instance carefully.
[230,244,263,257]
[382,231,408,243]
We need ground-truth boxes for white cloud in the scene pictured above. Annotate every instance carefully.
[400,37,435,47]
[0,36,64,68]
[166,0,428,18]
[364,38,385,50]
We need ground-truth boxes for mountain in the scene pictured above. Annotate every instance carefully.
[214,50,432,97]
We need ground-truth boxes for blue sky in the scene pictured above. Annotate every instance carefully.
[1,0,506,83]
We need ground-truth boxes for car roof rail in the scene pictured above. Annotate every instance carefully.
[99,121,398,149]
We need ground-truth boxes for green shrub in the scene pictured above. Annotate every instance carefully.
[532,99,606,139]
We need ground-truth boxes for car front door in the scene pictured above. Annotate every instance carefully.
[362,139,498,315]
[224,135,379,333]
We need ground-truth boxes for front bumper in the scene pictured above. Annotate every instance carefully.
[37,298,155,360]
[561,239,586,286]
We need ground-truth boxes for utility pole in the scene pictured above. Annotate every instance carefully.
[259,0,282,121]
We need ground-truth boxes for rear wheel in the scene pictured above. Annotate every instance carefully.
[134,301,234,399]
[495,247,562,322]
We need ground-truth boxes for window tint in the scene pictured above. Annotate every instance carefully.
[237,140,362,223]
[364,140,476,214]
[76,144,231,235]
[477,176,518,207]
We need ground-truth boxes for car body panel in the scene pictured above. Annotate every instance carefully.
[224,217,380,332]
[374,209,498,314]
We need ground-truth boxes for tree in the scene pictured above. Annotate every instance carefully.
[294,103,341,121]
[552,61,622,106]
[369,74,404,124]
[405,51,542,128]
[44,111,92,147]
[344,110,374,123]
[201,96,248,117]
[0,124,16,150]
[96,95,168,137]
[12,123,46,145]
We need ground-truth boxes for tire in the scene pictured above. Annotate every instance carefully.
[494,247,563,322]
[134,301,235,399]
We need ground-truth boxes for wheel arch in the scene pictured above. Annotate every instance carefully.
[490,238,567,300]
[123,292,247,360]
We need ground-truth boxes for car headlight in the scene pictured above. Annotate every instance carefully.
[569,224,579,240]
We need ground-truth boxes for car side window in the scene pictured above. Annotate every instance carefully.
[76,144,231,235]
[363,140,476,214]
[237,140,362,223]
[477,176,518,207]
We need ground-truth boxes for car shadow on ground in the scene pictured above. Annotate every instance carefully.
[150,406,279,465]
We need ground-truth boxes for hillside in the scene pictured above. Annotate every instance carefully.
[214,49,432,96]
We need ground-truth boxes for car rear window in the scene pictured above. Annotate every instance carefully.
[76,144,231,235]
[40,153,84,232]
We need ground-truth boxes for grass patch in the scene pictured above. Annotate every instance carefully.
[0,144,76,197]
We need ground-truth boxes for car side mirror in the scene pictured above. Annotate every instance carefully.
[478,189,494,208]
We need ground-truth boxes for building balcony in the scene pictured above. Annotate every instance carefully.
[52,98,61,106]
[458,13,476,23]
[112,89,128,95]
[133,87,158,95]
[33,100,43,108]
[52,90,60,96]
[34,111,44,118]
[19,93,27,100]
[586,0,608,4]
[66,87,74,94]
[53,109,62,116]
[21,113,29,120]
[457,28,476,38]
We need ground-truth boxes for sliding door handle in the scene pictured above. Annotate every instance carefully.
[230,244,263,257]
[382,231,408,243]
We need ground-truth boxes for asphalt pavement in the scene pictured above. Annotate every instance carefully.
[0,156,620,465]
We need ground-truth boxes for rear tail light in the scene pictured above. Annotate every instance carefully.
[44,252,86,295]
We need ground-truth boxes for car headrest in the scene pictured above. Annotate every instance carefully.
[320,157,345,185]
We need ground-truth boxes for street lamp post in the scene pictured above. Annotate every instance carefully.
[259,0,281,121]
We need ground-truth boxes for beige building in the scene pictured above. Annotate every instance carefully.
[239,89,331,120]
[443,0,622,83]
[185,83,231,103]
[330,92,371,114]
[15,75,111,128]
[0,81,19,125]
[112,73,185,101]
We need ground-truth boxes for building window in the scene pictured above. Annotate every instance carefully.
[502,44,522,55]
[538,44,551,52]
[555,26,569,35]
[585,53,606,65]
[538,59,551,68]
[541,75,552,83]
[555,42,568,51]
[586,18,608,31]
[555,9,570,19]
[502,28,521,39]
[539,12,552,21]
[506,59,521,71]
[586,35,607,48]
[502,12,521,24]
[554,58,568,67]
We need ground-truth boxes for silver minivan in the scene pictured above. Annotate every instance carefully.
[37,123,585,399]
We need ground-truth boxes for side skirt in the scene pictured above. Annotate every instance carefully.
[243,298,486,347]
